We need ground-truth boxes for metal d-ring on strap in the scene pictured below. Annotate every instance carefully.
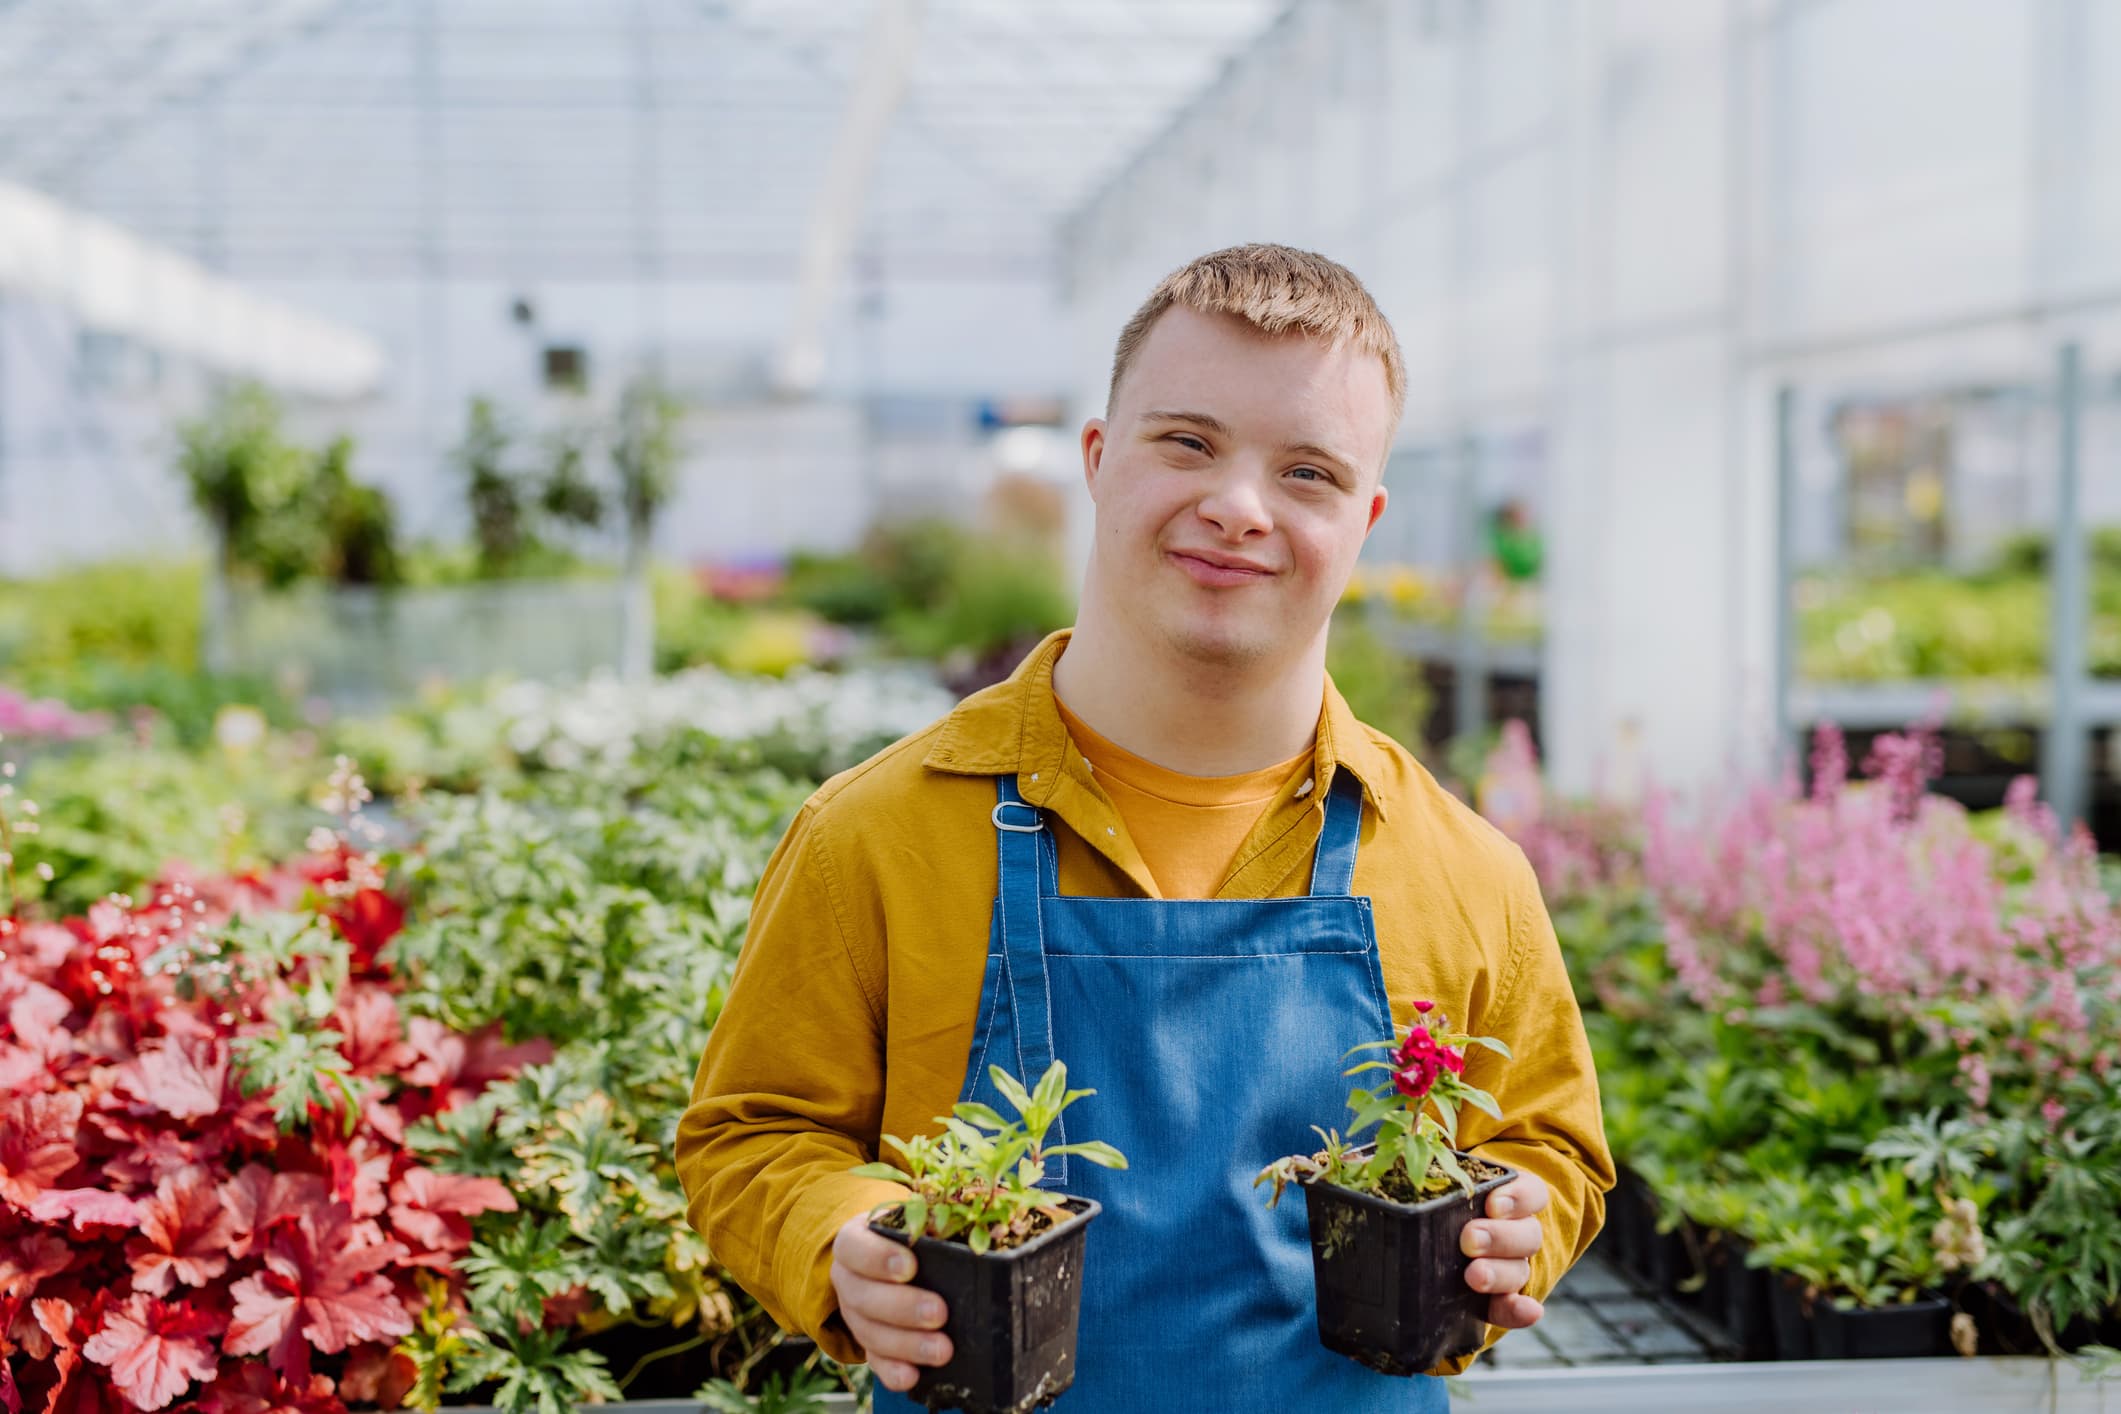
[991,799,1046,832]
[991,778,1066,1181]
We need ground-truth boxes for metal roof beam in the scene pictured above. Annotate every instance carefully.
[18,0,367,190]
[774,0,924,394]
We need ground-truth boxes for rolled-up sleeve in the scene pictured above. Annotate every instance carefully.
[1428,845,1616,1375]
[675,802,909,1362]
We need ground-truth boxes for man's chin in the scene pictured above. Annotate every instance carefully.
[1157,617,1275,670]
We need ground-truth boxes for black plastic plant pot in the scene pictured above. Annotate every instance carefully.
[870,1197,1100,1414]
[1967,1281,2106,1356]
[1769,1273,1816,1361]
[1302,1153,1520,1376]
[1721,1238,1777,1361]
[1687,1228,1729,1318]
[1644,1220,1687,1298]
[1810,1294,1953,1359]
[1609,1168,1656,1282]
[1595,1174,1641,1272]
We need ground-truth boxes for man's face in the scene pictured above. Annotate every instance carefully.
[1082,307,1392,671]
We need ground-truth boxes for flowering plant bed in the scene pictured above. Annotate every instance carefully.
[1481,721,2121,1365]
[855,1062,1126,1414]
[1258,1005,1517,1374]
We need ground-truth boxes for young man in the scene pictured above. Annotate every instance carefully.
[677,245,1612,1411]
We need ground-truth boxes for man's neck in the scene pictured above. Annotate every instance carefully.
[1049,617,1325,777]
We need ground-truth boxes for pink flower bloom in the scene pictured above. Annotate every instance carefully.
[1390,1023,1466,1104]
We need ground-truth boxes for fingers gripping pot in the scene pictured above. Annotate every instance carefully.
[1258,1003,1522,1376]
[850,1060,1127,1414]
[871,1197,1101,1414]
[1302,1153,1518,1374]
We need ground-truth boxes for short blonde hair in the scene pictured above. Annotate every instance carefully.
[1107,243,1406,421]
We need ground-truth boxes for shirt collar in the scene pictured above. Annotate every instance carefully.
[922,627,1393,824]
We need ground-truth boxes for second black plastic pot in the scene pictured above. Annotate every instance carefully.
[1961,1281,2106,1356]
[1811,1294,1954,1359]
[1683,1225,1728,1318]
[1301,1152,1520,1376]
[871,1197,1100,1414]
[1769,1273,1815,1361]
[1608,1167,1657,1283]
[1767,1276,1954,1361]
[1721,1237,1777,1361]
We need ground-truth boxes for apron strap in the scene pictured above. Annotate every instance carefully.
[1308,769,1365,896]
[992,775,1067,1182]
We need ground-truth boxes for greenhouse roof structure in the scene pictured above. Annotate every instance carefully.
[0,0,1287,284]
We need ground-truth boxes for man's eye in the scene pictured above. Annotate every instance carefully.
[1169,434,1209,453]
[1288,466,1331,483]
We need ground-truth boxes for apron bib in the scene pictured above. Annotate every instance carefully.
[873,772,1448,1413]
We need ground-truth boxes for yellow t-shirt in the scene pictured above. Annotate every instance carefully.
[1053,694,1314,900]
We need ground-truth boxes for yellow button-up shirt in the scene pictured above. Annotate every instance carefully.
[676,629,1613,1374]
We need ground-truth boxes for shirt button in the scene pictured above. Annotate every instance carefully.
[1106,827,1116,836]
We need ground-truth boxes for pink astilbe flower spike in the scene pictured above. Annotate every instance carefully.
[1476,721,2121,1105]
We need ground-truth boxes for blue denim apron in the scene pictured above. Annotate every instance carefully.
[874,771,1448,1412]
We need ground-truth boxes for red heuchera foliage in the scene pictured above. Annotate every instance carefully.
[0,852,544,1414]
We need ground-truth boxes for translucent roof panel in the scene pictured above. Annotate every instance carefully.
[0,0,1286,282]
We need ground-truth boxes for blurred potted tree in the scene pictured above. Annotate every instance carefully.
[608,376,685,680]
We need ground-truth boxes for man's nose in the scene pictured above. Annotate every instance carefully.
[1195,473,1271,539]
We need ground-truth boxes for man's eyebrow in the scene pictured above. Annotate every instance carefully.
[1140,410,1232,436]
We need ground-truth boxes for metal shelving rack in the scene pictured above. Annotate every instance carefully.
[1774,342,2109,830]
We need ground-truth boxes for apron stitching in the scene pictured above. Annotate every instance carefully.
[1046,950,1372,960]
[1025,815,1067,1180]
[1354,899,1392,1036]
[959,950,1004,1102]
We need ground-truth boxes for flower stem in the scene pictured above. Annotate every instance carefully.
[618,1330,710,1391]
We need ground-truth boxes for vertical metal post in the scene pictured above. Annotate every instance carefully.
[197,91,225,272]
[631,0,665,375]
[620,0,662,683]
[2042,342,2088,829]
[1774,384,1798,767]
[415,0,446,475]
[1454,430,1487,746]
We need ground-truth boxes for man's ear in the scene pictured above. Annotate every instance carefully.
[1081,419,1108,500]
[1365,482,1389,536]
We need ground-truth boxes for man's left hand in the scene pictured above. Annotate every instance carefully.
[1461,1170,1549,1329]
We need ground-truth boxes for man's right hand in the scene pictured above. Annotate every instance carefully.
[831,1211,954,1394]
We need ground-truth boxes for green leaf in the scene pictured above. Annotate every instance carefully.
[989,1066,1034,1117]
[848,1163,913,1184]
[1465,1036,1512,1058]
[1046,1140,1128,1169]
[1459,1086,1503,1121]
[953,1101,1009,1131]
[941,1117,993,1150]
[968,1224,992,1255]
[1031,1061,1068,1116]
